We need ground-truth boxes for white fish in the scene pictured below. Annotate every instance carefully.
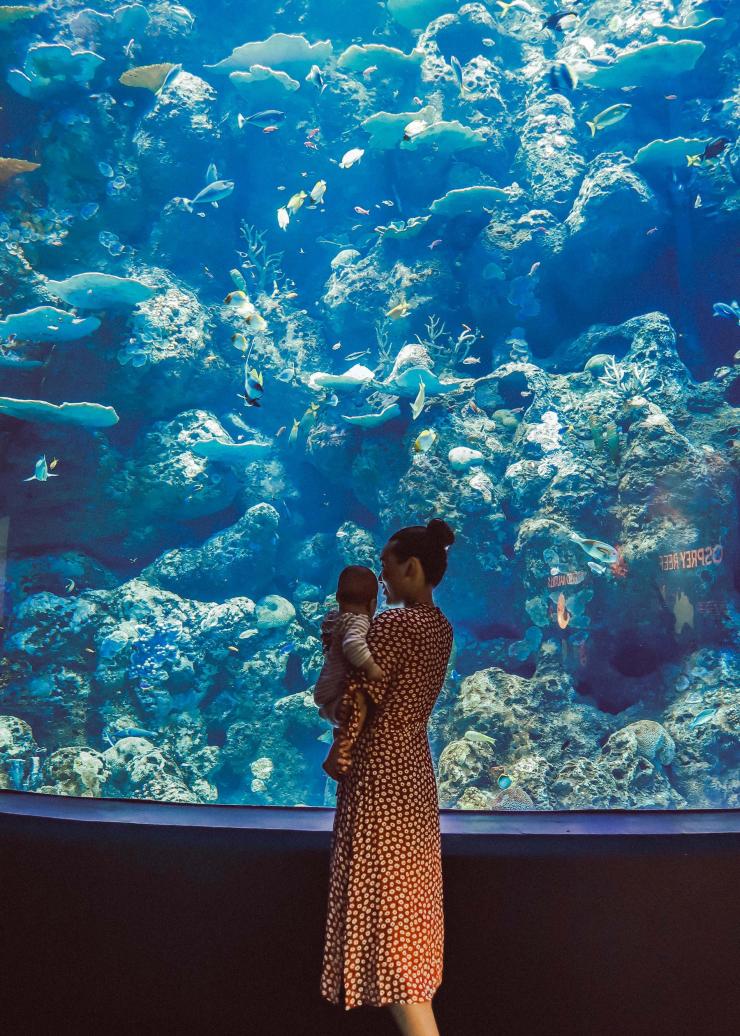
[182,179,234,212]
[305,64,325,92]
[410,377,426,420]
[339,148,364,169]
[23,454,59,483]
[277,207,290,230]
[309,179,326,205]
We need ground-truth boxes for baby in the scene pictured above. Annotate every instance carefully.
[313,565,385,780]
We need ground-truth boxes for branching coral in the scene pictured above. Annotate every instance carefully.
[598,355,651,398]
[238,222,284,294]
[413,315,482,370]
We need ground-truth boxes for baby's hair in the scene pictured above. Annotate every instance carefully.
[336,565,379,605]
[388,518,455,587]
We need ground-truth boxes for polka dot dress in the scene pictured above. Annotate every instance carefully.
[320,602,454,1011]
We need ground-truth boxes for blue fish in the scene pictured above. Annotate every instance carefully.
[182,179,235,213]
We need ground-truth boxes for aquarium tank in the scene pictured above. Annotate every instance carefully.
[0,0,737,810]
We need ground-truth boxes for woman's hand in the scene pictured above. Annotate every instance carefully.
[322,737,353,781]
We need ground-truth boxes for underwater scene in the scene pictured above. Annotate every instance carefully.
[0,0,738,810]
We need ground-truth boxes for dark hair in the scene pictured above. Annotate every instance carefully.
[337,565,378,605]
[387,518,455,587]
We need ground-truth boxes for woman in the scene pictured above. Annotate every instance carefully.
[320,517,455,1036]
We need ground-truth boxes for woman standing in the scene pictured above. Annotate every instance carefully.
[320,518,455,1036]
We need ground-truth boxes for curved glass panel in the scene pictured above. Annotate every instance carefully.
[0,1,737,809]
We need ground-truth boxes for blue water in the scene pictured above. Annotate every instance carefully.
[0,1,738,809]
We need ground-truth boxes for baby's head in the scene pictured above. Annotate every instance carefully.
[336,565,378,617]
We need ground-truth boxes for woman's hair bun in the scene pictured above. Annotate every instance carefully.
[426,518,455,549]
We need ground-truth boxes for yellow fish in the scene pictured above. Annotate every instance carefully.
[49,457,59,470]
[288,417,301,443]
[232,332,248,352]
[227,645,239,653]
[414,428,437,453]
[410,377,426,420]
[386,299,410,320]
[287,190,308,215]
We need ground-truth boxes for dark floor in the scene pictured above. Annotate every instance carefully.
[1,793,739,1036]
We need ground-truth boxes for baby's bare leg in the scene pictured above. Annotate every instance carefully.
[387,1000,441,1036]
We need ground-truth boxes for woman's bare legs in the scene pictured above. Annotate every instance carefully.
[387,1000,441,1036]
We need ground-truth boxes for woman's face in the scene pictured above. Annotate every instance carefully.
[379,540,424,604]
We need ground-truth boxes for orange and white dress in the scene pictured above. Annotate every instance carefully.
[320,601,454,1010]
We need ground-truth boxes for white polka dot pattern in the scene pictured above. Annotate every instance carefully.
[320,602,454,1011]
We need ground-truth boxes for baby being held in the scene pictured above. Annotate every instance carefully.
[313,565,384,780]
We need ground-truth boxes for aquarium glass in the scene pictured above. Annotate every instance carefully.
[0,0,738,810]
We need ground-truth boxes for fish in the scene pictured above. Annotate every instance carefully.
[275,425,286,437]
[306,64,325,92]
[496,0,536,13]
[231,333,249,353]
[65,578,75,592]
[429,239,443,249]
[362,65,378,77]
[462,356,481,365]
[243,367,264,407]
[287,190,308,215]
[237,110,286,129]
[262,125,280,134]
[450,55,466,95]
[586,103,631,136]
[49,457,59,470]
[307,128,320,139]
[413,428,437,453]
[544,9,579,30]
[587,562,606,574]
[549,62,578,92]
[713,300,740,323]
[288,418,301,444]
[354,206,370,215]
[689,707,718,729]
[410,377,426,420]
[556,593,571,629]
[381,199,394,207]
[182,179,234,212]
[277,207,290,230]
[309,179,327,205]
[386,299,410,320]
[227,645,239,653]
[567,531,620,566]
[205,162,218,184]
[304,141,319,150]
[23,455,59,483]
[339,148,364,169]
[688,136,730,165]
[344,349,370,361]
[224,291,267,331]
[403,119,430,141]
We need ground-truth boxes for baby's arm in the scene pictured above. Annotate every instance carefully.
[342,621,385,682]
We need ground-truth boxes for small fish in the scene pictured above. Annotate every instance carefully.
[496,0,535,13]
[284,291,298,300]
[450,55,466,95]
[689,707,718,729]
[586,103,631,136]
[410,377,426,420]
[225,291,268,331]
[307,128,320,139]
[23,455,59,483]
[275,425,286,437]
[339,148,364,169]
[182,179,234,213]
[587,562,606,575]
[227,645,239,653]
[665,94,678,101]
[544,9,579,31]
[262,125,280,134]
[287,190,308,215]
[309,179,327,205]
[237,110,286,129]
[700,136,730,162]
[363,65,379,77]
[277,206,290,230]
[429,239,443,250]
[345,349,370,361]
[381,199,394,207]
[49,457,59,470]
[414,428,437,453]
[243,367,264,407]
[65,578,75,592]
[305,64,325,92]
[354,205,370,215]
[304,141,319,151]
[232,332,249,353]
[331,341,342,351]
[568,531,619,566]
[123,38,136,59]
[288,418,301,444]
[386,299,410,320]
[462,356,481,365]
[646,226,659,236]
[84,648,95,654]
